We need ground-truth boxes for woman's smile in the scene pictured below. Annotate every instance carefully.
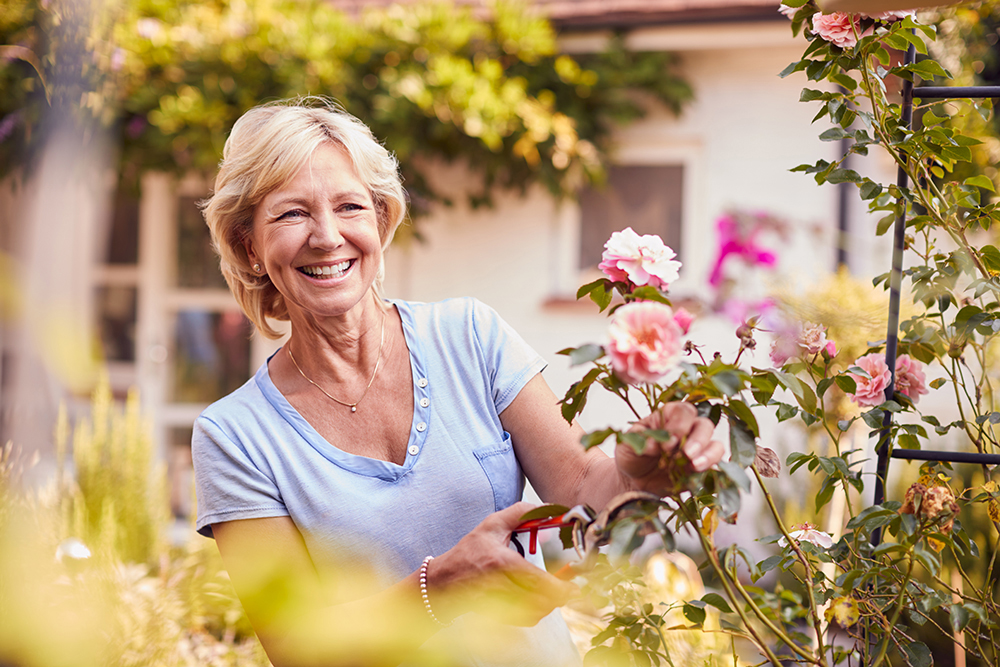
[299,259,355,279]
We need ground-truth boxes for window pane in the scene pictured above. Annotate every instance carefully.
[168,427,194,519]
[578,165,684,269]
[172,310,254,403]
[107,191,139,264]
[96,286,137,362]
[177,196,227,289]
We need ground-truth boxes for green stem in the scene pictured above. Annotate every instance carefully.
[870,555,917,667]
[681,504,795,665]
[752,466,829,664]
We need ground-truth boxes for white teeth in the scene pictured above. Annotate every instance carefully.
[301,260,351,277]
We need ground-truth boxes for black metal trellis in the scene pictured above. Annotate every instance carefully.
[871,44,1000,549]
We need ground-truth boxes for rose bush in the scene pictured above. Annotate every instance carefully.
[554,3,1000,666]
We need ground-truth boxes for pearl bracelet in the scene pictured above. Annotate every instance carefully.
[419,556,451,627]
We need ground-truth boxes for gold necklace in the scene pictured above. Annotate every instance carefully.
[286,310,387,414]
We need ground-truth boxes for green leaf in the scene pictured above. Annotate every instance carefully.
[701,593,733,614]
[876,212,897,236]
[630,285,671,306]
[728,417,757,468]
[727,399,759,437]
[826,168,861,184]
[565,344,605,366]
[859,180,882,200]
[682,602,706,626]
[908,59,950,81]
[518,504,570,522]
[576,279,613,311]
[928,377,947,390]
[710,370,743,397]
[775,371,817,414]
[581,428,615,450]
[834,375,857,394]
[965,175,995,193]
[950,604,971,633]
[819,127,849,142]
[901,641,932,667]
[718,460,751,493]
[980,245,1000,276]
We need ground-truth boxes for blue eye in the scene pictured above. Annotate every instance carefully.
[278,209,306,220]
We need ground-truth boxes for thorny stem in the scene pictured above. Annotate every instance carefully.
[870,555,917,667]
[680,502,793,666]
[752,465,829,665]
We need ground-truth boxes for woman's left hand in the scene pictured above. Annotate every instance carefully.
[615,402,725,496]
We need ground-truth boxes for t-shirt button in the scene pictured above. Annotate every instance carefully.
[408,445,420,456]
[416,422,427,432]
[419,397,430,408]
[417,378,429,388]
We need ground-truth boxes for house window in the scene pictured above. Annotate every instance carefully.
[578,164,684,270]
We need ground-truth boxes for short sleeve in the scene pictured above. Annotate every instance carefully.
[470,299,547,414]
[192,415,289,538]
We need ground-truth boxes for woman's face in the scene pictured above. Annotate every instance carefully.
[246,142,383,324]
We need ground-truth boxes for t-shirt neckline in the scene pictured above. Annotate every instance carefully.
[255,300,425,482]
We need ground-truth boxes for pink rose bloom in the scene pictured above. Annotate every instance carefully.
[825,340,837,357]
[673,307,694,334]
[895,354,929,403]
[812,12,865,49]
[608,301,683,384]
[797,323,828,356]
[599,227,682,289]
[848,353,892,407]
[778,523,834,549]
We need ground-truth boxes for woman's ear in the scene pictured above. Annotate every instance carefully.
[244,237,259,270]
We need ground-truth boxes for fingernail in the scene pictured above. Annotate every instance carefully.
[692,457,708,470]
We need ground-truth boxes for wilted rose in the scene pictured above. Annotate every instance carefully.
[895,354,929,403]
[754,447,781,478]
[608,301,683,384]
[860,10,914,21]
[599,227,682,289]
[847,353,891,407]
[901,483,959,533]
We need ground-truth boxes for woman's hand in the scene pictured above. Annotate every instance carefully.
[615,402,725,496]
[427,502,579,627]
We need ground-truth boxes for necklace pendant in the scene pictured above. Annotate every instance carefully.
[350,406,357,413]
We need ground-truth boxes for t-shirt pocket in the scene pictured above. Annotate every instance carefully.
[473,432,525,512]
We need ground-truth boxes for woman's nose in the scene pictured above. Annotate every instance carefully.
[308,211,344,249]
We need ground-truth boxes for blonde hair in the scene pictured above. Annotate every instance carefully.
[202,98,406,339]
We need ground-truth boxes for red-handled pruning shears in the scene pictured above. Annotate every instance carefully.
[512,491,666,579]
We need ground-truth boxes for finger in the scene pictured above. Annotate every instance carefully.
[687,438,726,472]
[658,402,698,437]
[505,562,580,603]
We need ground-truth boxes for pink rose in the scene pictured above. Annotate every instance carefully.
[812,12,866,49]
[895,354,929,403]
[848,353,892,407]
[673,307,694,334]
[599,227,682,289]
[825,340,837,357]
[797,323,828,356]
[608,301,683,384]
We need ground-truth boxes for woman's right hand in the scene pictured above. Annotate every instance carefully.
[425,501,579,627]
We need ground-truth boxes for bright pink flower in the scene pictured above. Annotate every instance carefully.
[812,12,866,49]
[798,323,828,356]
[895,354,929,403]
[608,302,683,384]
[825,340,838,357]
[848,353,892,407]
[673,307,694,334]
[709,215,777,288]
[599,227,681,289]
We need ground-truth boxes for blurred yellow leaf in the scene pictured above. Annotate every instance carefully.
[825,596,860,627]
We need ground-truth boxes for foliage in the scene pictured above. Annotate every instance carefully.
[0,0,691,217]
[554,4,1000,666]
[0,379,268,667]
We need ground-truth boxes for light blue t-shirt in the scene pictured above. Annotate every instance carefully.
[192,297,580,666]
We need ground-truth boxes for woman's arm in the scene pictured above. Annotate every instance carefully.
[500,373,725,510]
[213,505,577,667]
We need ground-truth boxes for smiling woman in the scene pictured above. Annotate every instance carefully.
[193,98,725,667]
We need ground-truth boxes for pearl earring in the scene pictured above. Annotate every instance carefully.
[253,263,261,273]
